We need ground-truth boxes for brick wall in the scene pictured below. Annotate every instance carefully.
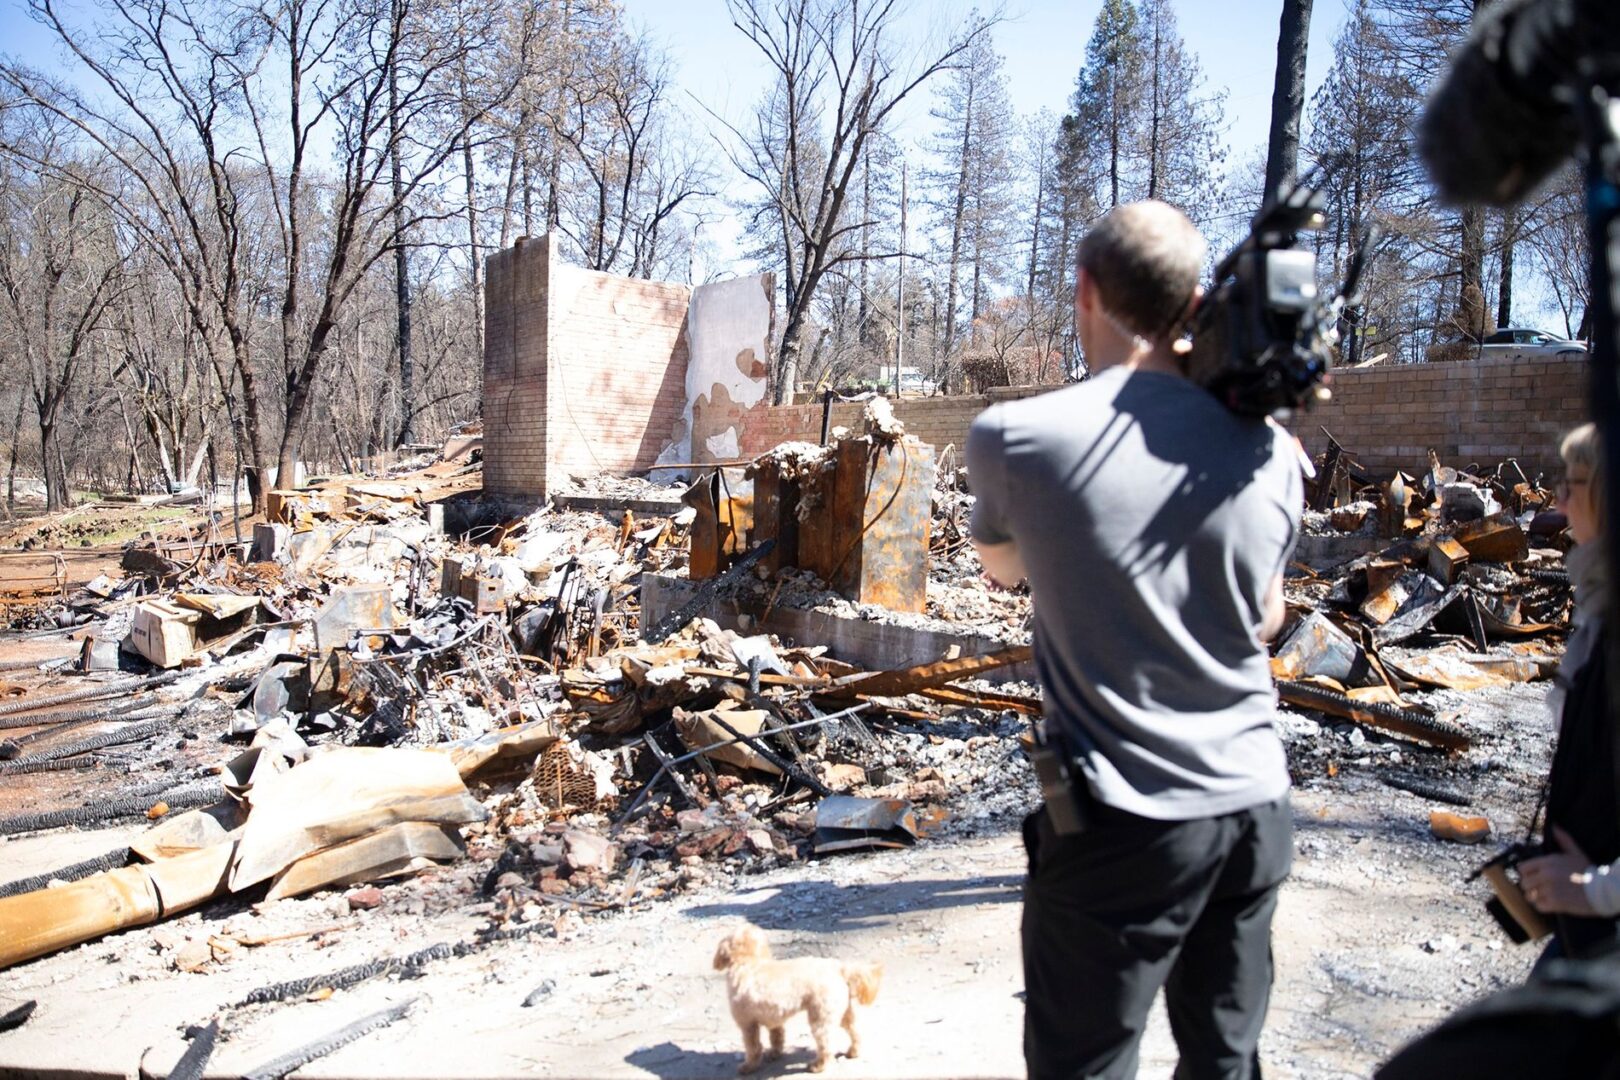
[545,263,690,484]
[738,356,1587,482]
[482,237,549,497]
[482,234,691,497]
[1298,355,1587,479]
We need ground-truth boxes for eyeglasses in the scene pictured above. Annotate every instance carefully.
[1557,475,1591,500]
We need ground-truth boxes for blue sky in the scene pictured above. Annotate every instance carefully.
[0,0,1357,241]
[627,0,1352,169]
[624,0,1359,274]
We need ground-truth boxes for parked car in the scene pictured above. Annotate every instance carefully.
[1478,327,1588,361]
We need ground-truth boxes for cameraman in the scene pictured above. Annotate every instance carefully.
[968,201,1301,1080]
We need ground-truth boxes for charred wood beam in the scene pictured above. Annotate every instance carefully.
[0,1000,34,1033]
[0,670,183,720]
[20,715,174,764]
[0,846,131,900]
[643,539,775,643]
[0,694,173,732]
[0,783,218,837]
[238,923,553,1007]
[1277,680,1471,751]
[0,756,99,778]
[164,1018,219,1080]
[241,998,417,1080]
[1311,437,1343,512]
[12,703,180,744]
[1381,772,1474,807]
[0,656,57,672]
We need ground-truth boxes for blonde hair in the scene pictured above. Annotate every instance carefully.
[1560,422,1604,526]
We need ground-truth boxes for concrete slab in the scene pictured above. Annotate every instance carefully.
[641,574,1036,684]
[551,495,685,516]
[1294,533,1384,571]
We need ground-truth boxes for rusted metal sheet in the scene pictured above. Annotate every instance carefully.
[822,437,935,613]
[1452,514,1530,564]
[813,796,923,853]
[742,434,934,613]
[1365,558,1404,598]
[682,469,753,581]
[750,457,802,575]
[1428,536,1470,586]
[1272,612,1372,684]
[313,585,394,652]
[1360,577,1408,626]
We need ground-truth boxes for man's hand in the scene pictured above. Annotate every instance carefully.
[973,539,1028,591]
[1521,826,1600,916]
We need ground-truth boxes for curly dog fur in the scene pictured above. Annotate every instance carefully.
[713,925,882,1074]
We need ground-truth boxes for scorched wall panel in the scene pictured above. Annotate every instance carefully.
[544,264,691,486]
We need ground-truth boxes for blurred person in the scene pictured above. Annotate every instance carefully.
[1377,424,1619,1080]
[1518,422,1620,960]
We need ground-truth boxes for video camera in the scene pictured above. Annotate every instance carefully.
[1471,843,1555,945]
[1182,179,1372,420]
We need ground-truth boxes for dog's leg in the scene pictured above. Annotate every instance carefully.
[739,1022,763,1075]
[807,1006,831,1073]
[842,1005,860,1060]
[767,1026,785,1060]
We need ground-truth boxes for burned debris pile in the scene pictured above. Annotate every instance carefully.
[0,414,1038,1007]
[1272,436,1575,834]
[0,400,1586,1071]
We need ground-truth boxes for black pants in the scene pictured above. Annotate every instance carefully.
[1021,797,1292,1080]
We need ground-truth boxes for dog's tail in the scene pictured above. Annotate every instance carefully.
[842,962,882,1006]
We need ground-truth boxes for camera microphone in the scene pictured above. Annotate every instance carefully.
[1417,0,1611,207]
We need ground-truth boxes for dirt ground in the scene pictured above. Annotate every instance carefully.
[0,682,1549,1080]
[0,470,1565,1078]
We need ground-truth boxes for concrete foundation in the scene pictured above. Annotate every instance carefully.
[640,573,1036,684]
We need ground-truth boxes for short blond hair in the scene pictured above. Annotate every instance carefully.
[1561,422,1604,526]
[1077,201,1207,342]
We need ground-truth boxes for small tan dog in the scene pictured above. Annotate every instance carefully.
[712,925,882,1074]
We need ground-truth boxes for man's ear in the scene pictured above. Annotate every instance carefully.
[1169,285,1204,355]
[1075,267,1096,314]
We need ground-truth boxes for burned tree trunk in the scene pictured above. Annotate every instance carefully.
[1263,0,1313,199]
[1497,208,1516,329]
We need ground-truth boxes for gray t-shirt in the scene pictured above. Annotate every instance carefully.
[968,367,1300,820]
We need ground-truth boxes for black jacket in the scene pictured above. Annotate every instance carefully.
[1546,629,1620,958]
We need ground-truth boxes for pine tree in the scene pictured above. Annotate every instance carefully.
[924,28,1016,358]
[1068,0,1143,211]
[1134,0,1226,222]
[1306,0,1419,362]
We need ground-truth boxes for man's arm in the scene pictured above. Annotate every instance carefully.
[974,539,1028,591]
[1260,573,1287,642]
[966,406,1023,588]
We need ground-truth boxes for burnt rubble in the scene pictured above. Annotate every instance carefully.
[0,414,1579,1068]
